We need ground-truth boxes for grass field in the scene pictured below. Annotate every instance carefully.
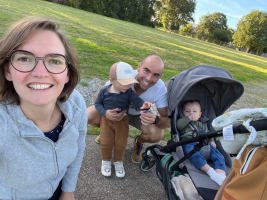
[1,0,266,140]
[1,0,267,83]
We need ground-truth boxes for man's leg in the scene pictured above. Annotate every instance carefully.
[87,105,102,143]
[87,105,102,127]
[129,114,164,163]
[138,124,164,143]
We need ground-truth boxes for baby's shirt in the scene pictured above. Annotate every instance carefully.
[95,85,144,117]
[177,116,203,140]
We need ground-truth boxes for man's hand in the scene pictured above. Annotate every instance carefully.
[59,192,75,200]
[140,112,156,125]
[105,108,127,121]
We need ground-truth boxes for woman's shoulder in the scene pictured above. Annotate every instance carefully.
[59,90,87,121]
[59,90,85,111]
[0,103,11,127]
[69,89,84,101]
[66,90,86,109]
[0,103,9,116]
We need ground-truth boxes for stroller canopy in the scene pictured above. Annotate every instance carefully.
[167,65,244,118]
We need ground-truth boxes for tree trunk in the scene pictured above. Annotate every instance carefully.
[246,47,251,53]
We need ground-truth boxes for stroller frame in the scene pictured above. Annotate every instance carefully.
[140,119,267,200]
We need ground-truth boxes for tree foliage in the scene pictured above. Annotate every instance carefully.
[45,0,156,27]
[197,12,228,35]
[232,10,267,54]
[180,23,194,33]
[79,0,105,14]
[211,28,230,42]
[154,0,196,31]
[226,28,235,42]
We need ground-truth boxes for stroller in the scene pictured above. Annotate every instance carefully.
[139,65,266,200]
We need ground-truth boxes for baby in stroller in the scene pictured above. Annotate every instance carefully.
[177,100,226,186]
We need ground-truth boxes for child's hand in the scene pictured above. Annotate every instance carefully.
[188,115,194,121]
[105,108,124,121]
[140,101,153,112]
[209,141,216,148]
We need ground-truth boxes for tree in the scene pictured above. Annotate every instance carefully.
[211,28,230,42]
[180,23,194,34]
[46,0,156,28]
[103,0,121,18]
[197,12,228,35]
[79,0,105,14]
[226,28,235,42]
[46,0,81,8]
[232,10,267,54]
[137,0,155,27]
[154,0,196,31]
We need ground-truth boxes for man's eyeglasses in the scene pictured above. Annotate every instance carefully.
[6,50,70,74]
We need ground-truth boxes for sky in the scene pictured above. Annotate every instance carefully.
[193,0,267,30]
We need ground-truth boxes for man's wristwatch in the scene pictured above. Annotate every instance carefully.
[153,115,160,124]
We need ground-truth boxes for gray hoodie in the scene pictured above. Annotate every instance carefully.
[0,90,87,200]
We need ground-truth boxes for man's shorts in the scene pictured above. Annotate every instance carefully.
[128,114,141,131]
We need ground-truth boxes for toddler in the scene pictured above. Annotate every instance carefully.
[95,62,152,177]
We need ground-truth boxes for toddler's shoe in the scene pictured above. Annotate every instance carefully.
[101,160,111,177]
[114,161,125,178]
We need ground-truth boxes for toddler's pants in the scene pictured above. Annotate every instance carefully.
[100,115,129,161]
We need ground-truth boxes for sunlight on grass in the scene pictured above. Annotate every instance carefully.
[180,38,267,65]
[47,8,79,21]
[163,40,267,75]
[76,38,101,48]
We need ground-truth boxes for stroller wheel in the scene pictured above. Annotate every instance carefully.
[139,156,156,172]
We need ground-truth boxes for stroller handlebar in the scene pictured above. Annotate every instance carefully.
[233,119,267,133]
[163,119,267,151]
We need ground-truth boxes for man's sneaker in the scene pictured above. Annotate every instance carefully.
[95,135,100,144]
[101,160,111,176]
[131,136,143,163]
[114,161,125,178]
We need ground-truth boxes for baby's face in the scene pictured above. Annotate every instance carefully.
[111,79,131,93]
[183,102,202,121]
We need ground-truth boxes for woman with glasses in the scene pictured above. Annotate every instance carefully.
[0,17,87,200]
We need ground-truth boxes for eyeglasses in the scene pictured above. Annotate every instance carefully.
[6,50,70,74]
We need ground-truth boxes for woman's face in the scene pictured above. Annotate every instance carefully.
[5,30,69,107]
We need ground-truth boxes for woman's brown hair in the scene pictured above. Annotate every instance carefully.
[0,17,80,104]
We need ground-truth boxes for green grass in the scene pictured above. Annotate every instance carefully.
[87,125,171,142]
[79,81,89,87]
[1,0,267,140]
[1,0,267,83]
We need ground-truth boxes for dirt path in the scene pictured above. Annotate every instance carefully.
[74,136,167,200]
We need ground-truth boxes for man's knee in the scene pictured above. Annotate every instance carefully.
[140,127,164,143]
[87,105,101,127]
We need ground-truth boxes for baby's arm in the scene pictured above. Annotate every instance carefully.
[140,101,153,111]
[176,116,191,131]
[94,88,107,117]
